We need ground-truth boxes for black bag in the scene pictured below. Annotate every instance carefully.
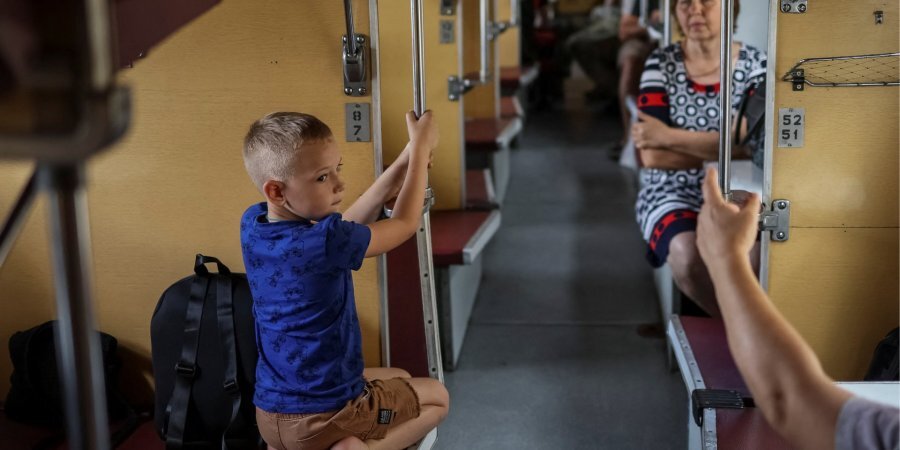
[151,254,261,449]
[4,321,138,447]
[864,328,899,382]
[735,80,767,168]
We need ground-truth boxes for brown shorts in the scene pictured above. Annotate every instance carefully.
[256,378,421,450]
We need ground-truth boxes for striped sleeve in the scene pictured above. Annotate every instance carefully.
[637,48,671,126]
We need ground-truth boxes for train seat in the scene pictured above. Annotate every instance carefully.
[465,117,522,204]
[466,168,498,210]
[500,96,524,120]
[430,210,502,370]
[500,64,539,95]
[668,315,793,449]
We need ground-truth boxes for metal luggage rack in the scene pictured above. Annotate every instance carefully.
[783,52,900,91]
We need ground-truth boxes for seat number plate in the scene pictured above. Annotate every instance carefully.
[346,103,371,142]
[778,107,804,148]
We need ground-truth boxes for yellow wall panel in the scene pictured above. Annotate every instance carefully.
[768,228,899,380]
[463,0,499,119]
[377,0,465,211]
[768,0,899,380]
[0,0,381,406]
[497,0,521,68]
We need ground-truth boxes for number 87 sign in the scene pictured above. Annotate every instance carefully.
[345,103,372,142]
[778,107,805,148]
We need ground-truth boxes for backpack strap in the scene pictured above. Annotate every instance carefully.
[165,274,210,449]
[215,271,242,450]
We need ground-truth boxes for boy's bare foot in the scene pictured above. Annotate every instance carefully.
[331,435,368,450]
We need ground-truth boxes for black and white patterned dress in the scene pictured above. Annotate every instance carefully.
[635,42,766,267]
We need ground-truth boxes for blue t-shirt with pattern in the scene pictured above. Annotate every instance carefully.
[240,203,372,413]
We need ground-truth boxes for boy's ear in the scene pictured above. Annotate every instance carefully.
[262,180,286,204]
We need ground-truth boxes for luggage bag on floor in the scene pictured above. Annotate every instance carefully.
[151,254,261,449]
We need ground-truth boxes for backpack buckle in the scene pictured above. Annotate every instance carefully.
[223,379,239,393]
[175,362,197,379]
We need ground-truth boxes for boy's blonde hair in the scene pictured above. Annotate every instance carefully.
[242,112,333,191]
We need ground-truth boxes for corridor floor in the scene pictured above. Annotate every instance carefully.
[435,103,688,449]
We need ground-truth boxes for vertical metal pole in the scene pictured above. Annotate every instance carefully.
[344,0,358,56]
[479,0,490,82]
[639,0,649,27]
[663,0,672,47]
[41,163,110,450]
[0,171,38,268]
[509,0,519,26]
[410,0,445,384]
[718,0,734,200]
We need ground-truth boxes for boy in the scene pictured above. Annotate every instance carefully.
[240,110,449,450]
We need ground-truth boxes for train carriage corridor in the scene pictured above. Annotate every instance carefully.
[436,97,688,449]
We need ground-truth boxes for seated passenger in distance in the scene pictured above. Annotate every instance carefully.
[697,168,900,450]
[631,0,764,316]
[240,111,448,450]
[616,0,660,150]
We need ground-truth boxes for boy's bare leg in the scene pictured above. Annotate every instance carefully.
[363,367,411,381]
[366,377,449,450]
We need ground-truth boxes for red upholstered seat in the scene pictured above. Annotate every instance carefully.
[500,96,522,119]
[678,317,792,449]
[430,210,493,266]
[466,169,497,210]
[501,65,539,91]
[679,316,749,392]
[465,117,521,152]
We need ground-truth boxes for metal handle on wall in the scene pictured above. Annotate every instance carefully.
[343,0,358,57]
[718,0,735,200]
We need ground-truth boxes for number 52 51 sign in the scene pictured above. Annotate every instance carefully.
[778,107,804,148]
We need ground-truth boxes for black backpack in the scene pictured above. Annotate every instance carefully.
[4,321,137,445]
[865,328,900,382]
[151,254,261,449]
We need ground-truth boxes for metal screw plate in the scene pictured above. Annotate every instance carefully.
[780,0,808,14]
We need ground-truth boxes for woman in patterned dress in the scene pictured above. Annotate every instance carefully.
[631,0,766,315]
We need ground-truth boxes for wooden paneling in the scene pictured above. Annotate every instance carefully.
[0,0,381,405]
[768,0,899,380]
[497,0,521,68]
[769,229,899,380]
[463,0,499,119]
[376,0,464,211]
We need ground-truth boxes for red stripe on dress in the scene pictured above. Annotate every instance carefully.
[691,81,720,94]
[648,210,699,250]
[638,93,668,108]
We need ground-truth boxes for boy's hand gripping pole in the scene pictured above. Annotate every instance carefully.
[410,0,444,384]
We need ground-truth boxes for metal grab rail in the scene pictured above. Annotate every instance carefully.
[410,0,445,385]
[0,0,124,448]
[343,0,358,57]
[479,0,491,83]
[663,0,672,48]
[718,0,735,200]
